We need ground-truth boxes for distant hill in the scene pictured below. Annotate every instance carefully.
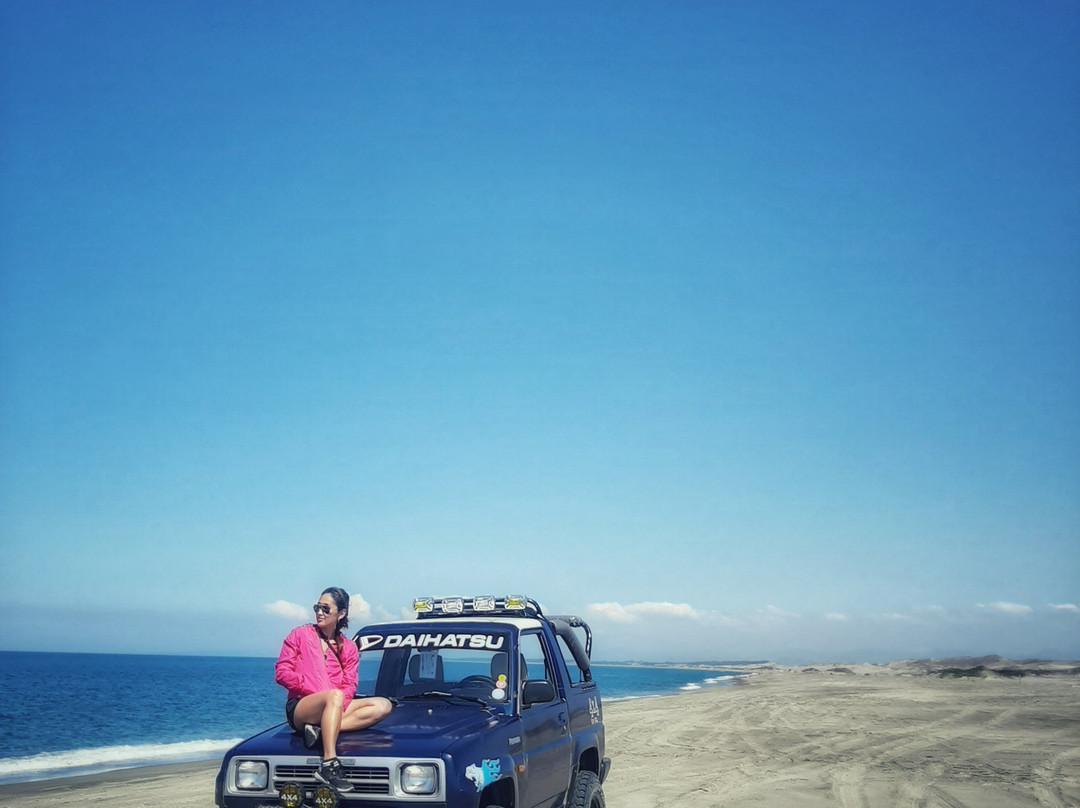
[597,660,769,667]
[887,656,1080,677]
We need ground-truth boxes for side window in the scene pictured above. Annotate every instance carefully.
[556,635,585,685]
[519,632,554,684]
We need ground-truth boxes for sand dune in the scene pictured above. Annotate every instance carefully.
[3,663,1078,808]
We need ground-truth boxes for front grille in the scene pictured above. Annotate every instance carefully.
[273,764,391,794]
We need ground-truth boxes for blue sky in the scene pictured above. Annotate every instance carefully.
[1,1,1077,664]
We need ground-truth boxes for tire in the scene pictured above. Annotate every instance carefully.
[568,771,605,808]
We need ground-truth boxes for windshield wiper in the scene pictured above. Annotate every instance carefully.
[400,690,492,708]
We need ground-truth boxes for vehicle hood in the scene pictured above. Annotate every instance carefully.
[232,703,511,759]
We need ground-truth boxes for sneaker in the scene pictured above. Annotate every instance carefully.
[303,724,321,750]
[314,758,354,793]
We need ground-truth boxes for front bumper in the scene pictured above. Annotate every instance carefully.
[218,755,446,808]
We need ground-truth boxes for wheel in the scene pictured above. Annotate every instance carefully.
[568,771,605,808]
[458,675,496,688]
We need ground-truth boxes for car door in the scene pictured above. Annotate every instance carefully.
[516,631,573,808]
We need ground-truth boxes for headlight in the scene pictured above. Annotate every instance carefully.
[234,760,269,791]
[400,763,438,795]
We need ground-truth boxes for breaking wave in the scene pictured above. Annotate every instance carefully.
[0,738,242,784]
[597,666,745,701]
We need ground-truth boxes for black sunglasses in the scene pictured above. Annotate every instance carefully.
[313,604,333,615]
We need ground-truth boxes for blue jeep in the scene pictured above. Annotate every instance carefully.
[216,596,610,808]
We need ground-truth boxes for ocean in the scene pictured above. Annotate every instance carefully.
[0,651,742,784]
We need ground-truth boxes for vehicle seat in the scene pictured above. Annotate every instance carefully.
[408,653,444,683]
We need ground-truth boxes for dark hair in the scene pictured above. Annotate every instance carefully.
[322,587,350,631]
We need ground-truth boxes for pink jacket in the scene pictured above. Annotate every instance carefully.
[274,624,358,711]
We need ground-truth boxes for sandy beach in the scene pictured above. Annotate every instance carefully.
[607,666,1080,808]
[3,662,1078,808]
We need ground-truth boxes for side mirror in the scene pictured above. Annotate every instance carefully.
[521,679,557,706]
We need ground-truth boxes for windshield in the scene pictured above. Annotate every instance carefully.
[354,628,515,711]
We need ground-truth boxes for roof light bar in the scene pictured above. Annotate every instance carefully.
[412,596,541,618]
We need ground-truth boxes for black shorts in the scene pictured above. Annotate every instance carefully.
[285,697,300,731]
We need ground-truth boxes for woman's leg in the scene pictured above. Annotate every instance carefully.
[340,696,393,731]
[290,693,393,758]
[291,690,345,760]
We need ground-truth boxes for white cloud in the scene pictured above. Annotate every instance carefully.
[586,601,703,624]
[631,602,703,619]
[981,601,1033,616]
[587,602,638,623]
[575,596,1080,664]
[265,600,308,622]
[348,593,372,623]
